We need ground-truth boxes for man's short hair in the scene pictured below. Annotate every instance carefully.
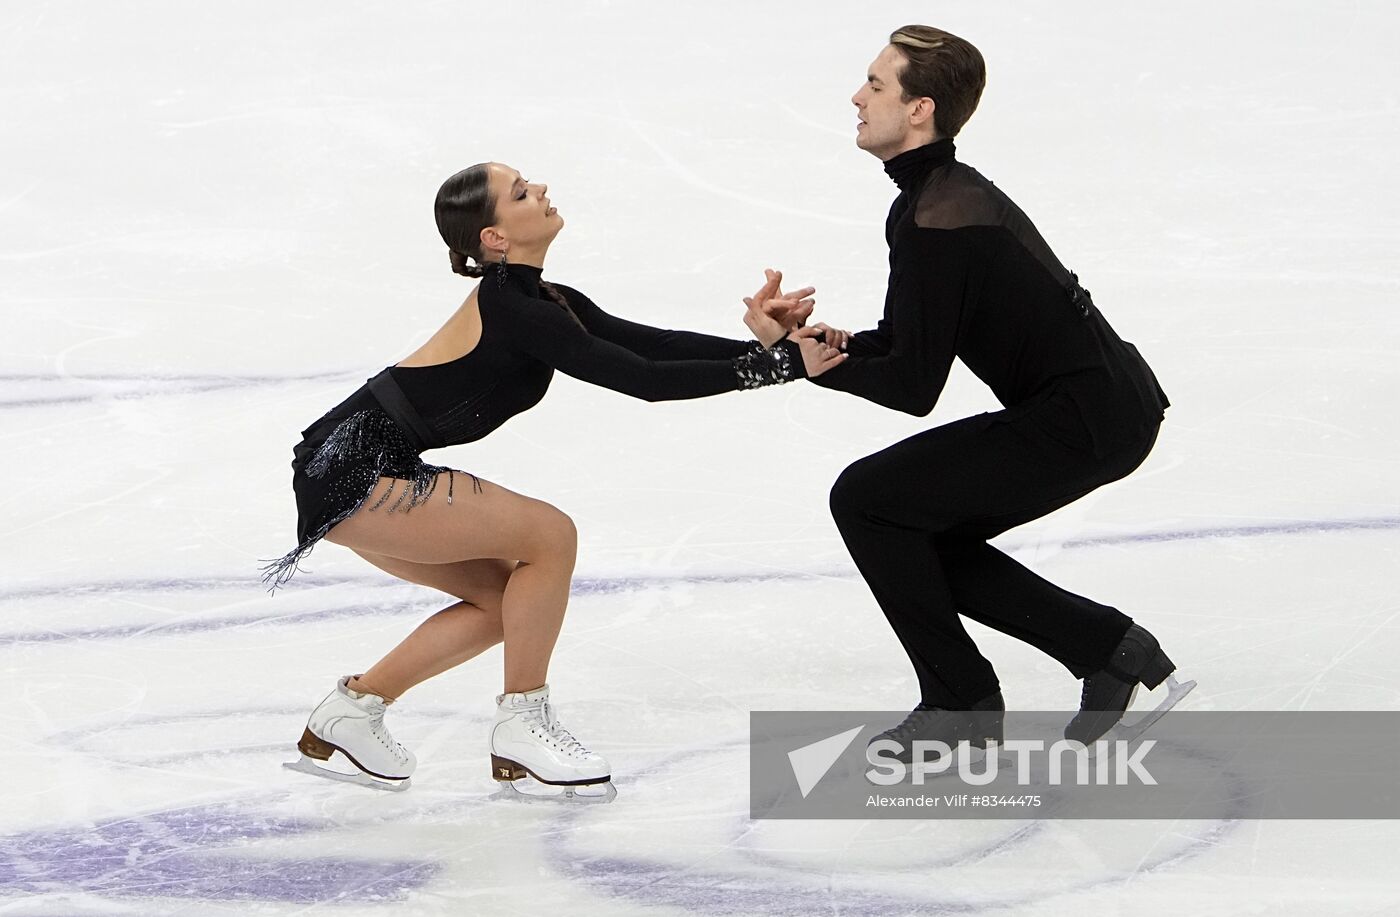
[889,25,986,139]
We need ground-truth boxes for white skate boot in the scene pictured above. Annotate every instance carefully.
[284,676,415,791]
[490,685,616,803]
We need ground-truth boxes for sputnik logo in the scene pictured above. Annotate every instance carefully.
[787,725,865,798]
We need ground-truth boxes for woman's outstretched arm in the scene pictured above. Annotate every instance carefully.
[490,285,808,402]
[549,280,812,361]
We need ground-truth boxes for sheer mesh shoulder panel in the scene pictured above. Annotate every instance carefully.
[914,163,1076,290]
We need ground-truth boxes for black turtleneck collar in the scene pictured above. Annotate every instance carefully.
[502,261,543,296]
[883,138,956,193]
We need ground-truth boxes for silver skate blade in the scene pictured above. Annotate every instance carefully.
[1112,675,1197,744]
[283,755,411,793]
[493,778,617,805]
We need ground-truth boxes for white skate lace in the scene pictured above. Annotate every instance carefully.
[539,700,591,758]
[366,705,408,762]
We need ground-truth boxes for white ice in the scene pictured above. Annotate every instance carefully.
[4,1,1399,914]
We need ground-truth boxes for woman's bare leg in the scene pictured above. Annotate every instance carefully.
[342,551,515,699]
[325,474,577,695]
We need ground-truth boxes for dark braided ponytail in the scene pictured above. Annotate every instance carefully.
[539,279,584,327]
[448,249,486,278]
[537,280,568,308]
[435,164,495,278]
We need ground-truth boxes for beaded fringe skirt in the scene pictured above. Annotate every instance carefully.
[261,407,479,591]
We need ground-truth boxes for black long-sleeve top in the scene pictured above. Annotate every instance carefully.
[811,139,1168,455]
[382,263,803,447]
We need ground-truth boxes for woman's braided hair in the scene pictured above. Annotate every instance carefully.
[434,164,576,314]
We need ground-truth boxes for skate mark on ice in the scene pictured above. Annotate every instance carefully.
[735,816,1046,874]
[4,512,1396,645]
[0,800,436,903]
[0,593,430,645]
[1061,514,1400,548]
[0,370,356,409]
[539,738,1246,915]
[39,707,493,774]
[0,573,833,645]
[0,570,826,605]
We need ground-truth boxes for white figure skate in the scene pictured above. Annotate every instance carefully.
[490,685,616,803]
[284,676,415,791]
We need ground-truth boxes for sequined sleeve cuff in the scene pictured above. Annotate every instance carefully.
[732,338,805,390]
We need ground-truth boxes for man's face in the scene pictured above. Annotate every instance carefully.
[852,44,923,161]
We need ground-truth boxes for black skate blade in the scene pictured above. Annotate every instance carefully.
[1111,675,1197,744]
[493,777,617,805]
[283,755,411,793]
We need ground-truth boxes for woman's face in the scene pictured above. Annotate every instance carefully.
[481,162,563,260]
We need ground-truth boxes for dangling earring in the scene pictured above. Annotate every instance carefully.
[496,251,508,287]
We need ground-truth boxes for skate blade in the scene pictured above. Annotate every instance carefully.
[493,777,617,805]
[1112,675,1197,744]
[283,755,411,793]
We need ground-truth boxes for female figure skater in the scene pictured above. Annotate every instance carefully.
[265,162,844,800]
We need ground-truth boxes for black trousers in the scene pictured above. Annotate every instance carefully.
[829,386,1159,708]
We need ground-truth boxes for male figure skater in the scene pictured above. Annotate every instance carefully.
[783,25,1191,751]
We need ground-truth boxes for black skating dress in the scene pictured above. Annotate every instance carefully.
[263,263,803,588]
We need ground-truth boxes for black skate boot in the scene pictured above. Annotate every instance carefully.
[867,691,1005,767]
[1065,623,1191,745]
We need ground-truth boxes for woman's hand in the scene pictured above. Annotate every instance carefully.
[791,325,847,377]
[742,268,814,347]
[811,322,851,352]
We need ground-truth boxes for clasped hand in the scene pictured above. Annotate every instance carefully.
[742,269,848,378]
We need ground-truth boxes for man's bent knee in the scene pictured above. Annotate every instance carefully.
[830,460,879,524]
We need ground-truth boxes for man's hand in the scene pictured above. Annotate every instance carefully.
[742,268,815,346]
[791,325,847,377]
[743,300,792,348]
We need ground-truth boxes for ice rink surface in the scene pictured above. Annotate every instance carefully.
[4,1,1400,913]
